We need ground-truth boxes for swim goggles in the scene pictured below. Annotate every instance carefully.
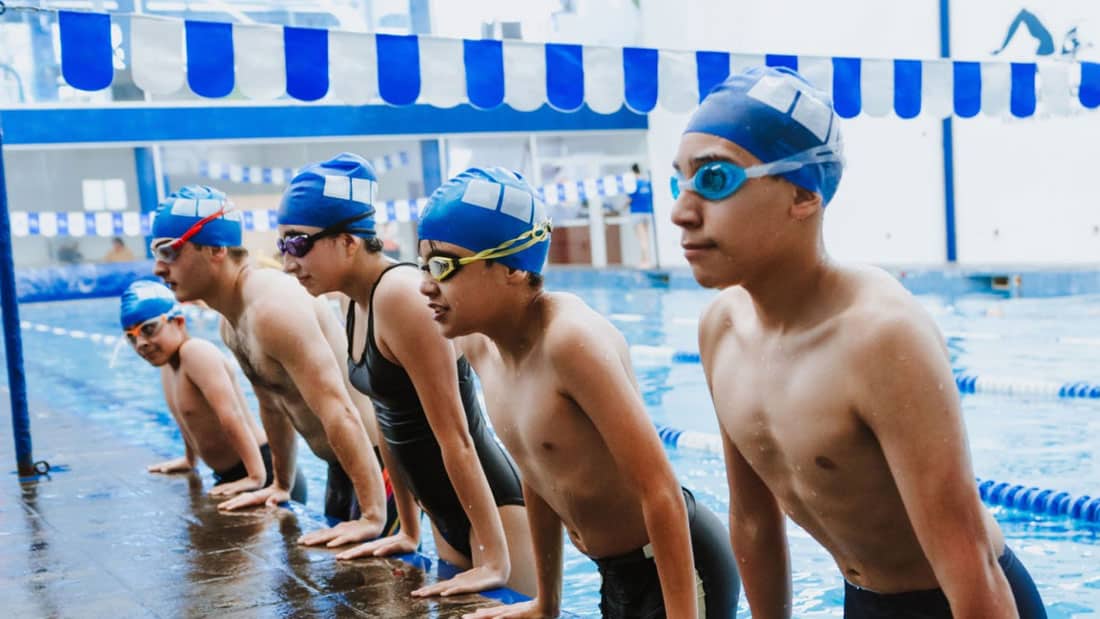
[151,207,234,263]
[670,144,843,201]
[123,314,168,344]
[277,212,375,258]
[419,220,552,282]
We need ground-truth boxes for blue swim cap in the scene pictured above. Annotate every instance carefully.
[418,168,550,274]
[685,66,844,205]
[119,280,182,329]
[152,185,242,246]
[277,153,378,239]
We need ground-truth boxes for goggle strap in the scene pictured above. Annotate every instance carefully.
[459,221,551,265]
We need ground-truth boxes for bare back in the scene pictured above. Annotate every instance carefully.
[465,293,661,558]
[219,269,376,463]
[704,265,1004,593]
[160,338,266,472]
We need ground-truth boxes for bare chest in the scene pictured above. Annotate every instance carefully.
[221,322,294,397]
[709,334,873,490]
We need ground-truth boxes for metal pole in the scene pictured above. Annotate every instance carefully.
[0,120,35,476]
[939,0,958,263]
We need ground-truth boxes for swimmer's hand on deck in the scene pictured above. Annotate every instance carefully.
[334,531,419,560]
[208,476,265,498]
[147,457,193,474]
[216,485,291,511]
[462,600,557,619]
[297,518,385,548]
[411,564,510,598]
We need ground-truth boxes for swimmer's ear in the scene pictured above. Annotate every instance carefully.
[207,245,229,262]
[790,186,822,221]
[502,266,529,286]
[341,233,361,257]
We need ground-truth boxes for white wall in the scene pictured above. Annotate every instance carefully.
[950,1,1100,264]
[639,0,1100,267]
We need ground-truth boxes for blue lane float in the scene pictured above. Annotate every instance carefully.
[630,345,1100,401]
[652,423,1100,525]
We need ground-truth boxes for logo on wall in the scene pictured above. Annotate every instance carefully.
[993,8,1092,59]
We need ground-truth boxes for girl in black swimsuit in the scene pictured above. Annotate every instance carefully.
[275,153,536,598]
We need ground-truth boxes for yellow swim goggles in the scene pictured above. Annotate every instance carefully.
[420,220,552,282]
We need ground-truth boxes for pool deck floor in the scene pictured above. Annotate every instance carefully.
[1,396,524,618]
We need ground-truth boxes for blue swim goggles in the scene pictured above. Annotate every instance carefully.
[670,145,843,201]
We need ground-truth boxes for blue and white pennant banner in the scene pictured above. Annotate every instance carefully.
[198,151,410,186]
[55,11,1100,119]
[11,173,637,237]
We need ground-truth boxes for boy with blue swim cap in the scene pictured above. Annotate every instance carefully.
[152,184,393,545]
[119,280,307,500]
[418,168,740,619]
[276,154,537,598]
[673,66,1044,618]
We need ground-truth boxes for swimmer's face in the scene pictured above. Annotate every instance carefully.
[671,133,813,289]
[152,239,216,303]
[277,223,353,297]
[127,315,186,367]
[417,239,501,339]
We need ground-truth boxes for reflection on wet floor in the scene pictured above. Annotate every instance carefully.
[1,403,529,618]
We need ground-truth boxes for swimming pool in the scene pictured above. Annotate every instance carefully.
[7,270,1099,617]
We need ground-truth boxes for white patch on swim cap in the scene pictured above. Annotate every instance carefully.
[170,197,224,217]
[790,92,833,142]
[747,74,799,114]
[461,179,503,211]
[500,185,534,223]
[350,178,376,205]
[323,175,351,200]
[130,284,168,301]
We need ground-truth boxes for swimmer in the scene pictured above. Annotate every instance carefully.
[671,66,1045,618]
[119,280,306,501]
[150,186,394,545]
[417,168,740,619]
[275,153,536,597]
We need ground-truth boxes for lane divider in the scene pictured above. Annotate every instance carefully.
[21,321,1098,400]
[653,423,1100,524]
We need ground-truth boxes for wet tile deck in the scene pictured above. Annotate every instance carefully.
[1,397,529,618]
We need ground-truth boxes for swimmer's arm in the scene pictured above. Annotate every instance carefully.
[524,483,563,616]
[217,393,296,511]
[183,343,265,487]
[254,306,387,531]
[722,430,791,618]
[150,405,197,473]
[856,315,1017,618]
[552,321,697,619]
[381,286,510,581]
[700,297,792,617]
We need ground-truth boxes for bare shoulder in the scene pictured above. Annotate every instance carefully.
[841,265,943,358]
[699,286,751,360]
[177,337,225,367]
[372,265,428,319]
[455,333,496,365]
[244,271,318,337]
[542,292,627,365]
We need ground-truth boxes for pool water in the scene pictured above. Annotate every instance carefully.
[6,275,1099,617]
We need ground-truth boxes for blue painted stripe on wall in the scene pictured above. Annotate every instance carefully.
[893,60,922,119]
[696,51,730,101]
[377,34,421,105]
[59,11,113,91]
[185,20,234,98]
[2,105,647,145]
[545,43,585,112]
[284,27,329,102]
[464,39,505,110]
[623,47,659,113]
[953,61,981,118]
